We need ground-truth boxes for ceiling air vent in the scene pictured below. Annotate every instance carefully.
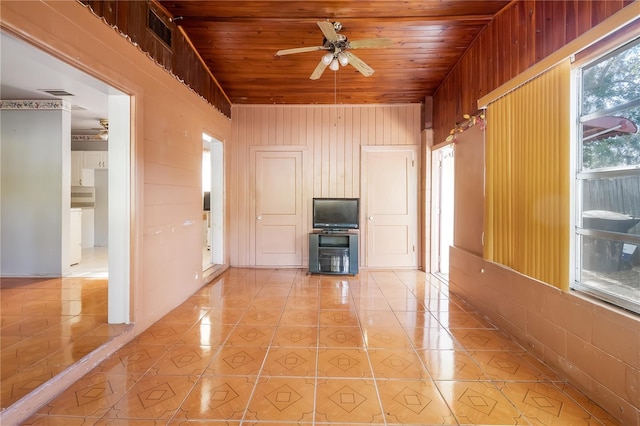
[40,89,75,97]
[148,9,172,47]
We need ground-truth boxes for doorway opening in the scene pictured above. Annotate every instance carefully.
[203,133,224,272]
[0,31,132,414]
[431,144,454,279]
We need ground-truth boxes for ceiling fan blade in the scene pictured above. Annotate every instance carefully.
[348,38,393,49]
[317,21,339,42]
[345,52,375,77]
[276,46,326,56]
[310,60,328,80]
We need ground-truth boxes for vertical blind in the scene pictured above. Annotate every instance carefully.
[484,59,571,290]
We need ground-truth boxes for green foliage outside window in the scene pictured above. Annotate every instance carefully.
[581,40,640,169]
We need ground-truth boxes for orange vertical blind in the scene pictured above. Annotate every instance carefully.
[484,60,571,290]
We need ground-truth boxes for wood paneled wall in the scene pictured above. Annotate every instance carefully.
[0,1,231,422]
[229,104,421,266]
[432,0,633,144]
[80,0,231,117]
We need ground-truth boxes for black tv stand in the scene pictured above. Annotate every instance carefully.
[309,231,358,275]
[320,229,351,234]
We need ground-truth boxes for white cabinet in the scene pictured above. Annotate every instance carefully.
[71,151,100,186]
[71,151,83,185]
[81,208,95,248]
[82,151,108,169]
[70,208,82,265]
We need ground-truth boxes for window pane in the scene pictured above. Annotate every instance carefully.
[582,105,640,169]
[581,174,640,219]
[579,235,640,310]
[576,37,640,314]
[581,41,640,116]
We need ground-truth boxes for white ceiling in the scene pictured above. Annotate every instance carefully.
[1,32,118,134]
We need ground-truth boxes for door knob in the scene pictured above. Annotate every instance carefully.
[368,216,374,220]
[257,216,262,220]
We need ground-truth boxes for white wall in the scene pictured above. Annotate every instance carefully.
[1,104,71,276]
[94,169,108,246]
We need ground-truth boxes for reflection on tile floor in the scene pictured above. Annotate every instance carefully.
[8,268,620,425]
[0,276,127,410]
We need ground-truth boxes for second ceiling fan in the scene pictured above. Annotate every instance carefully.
[276,21,392,80]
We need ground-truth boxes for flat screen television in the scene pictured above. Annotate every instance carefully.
[313,198,360,231]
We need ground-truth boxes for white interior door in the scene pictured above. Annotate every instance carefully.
[253,149,304,266]
[431,145,455,277]
[362,146,418,268]
[202,134,224,268]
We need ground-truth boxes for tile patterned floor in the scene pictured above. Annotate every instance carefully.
[4,268,621,425]
[0,275,127,411]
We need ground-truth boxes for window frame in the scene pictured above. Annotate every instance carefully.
[572,36,640,315]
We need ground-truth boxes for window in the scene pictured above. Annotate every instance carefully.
[574,37,640,314]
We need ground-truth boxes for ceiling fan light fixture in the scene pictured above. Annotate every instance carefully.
[338,52,349,66]
[329,58,340,71]
[322,52,334,65]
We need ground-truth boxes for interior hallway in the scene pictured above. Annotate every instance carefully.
[7,268,620,424]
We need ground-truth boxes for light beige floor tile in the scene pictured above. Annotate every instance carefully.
[205,346,268,376]
[218,295,254,309]
[261,347,317,377]
[376,378,457,424]
[148,344,219,376]
[357,310,402,328]
[178,322,233,346]
[318,326,365,348]
[448,328,523,351]
[319,310,360,327]
[175,375,256,421]
[21,415,95,425]
[244,377,315,422]
[0,364,67,408]
[404,326,457,350]
[0,334,23,351]
[223,325,275,348]
[361,326,412,349]
[432,310,497,329]
[169,421,240,426]
[238,309,281,326]
[395,310,442,329]
[272,325,318,347]
[43,335,113,367]
[2,268,622,425]
[351,297,393,311]
[202,307,246,325]
[418,349,487,380]
[248,297,287,311]
[279,309,318,326]
[105,374,198,420]
[469,350,548,381]
[368,348,429,379]
[134,322,194,346]
[37,371,135,417]
[497,381,604,425]
[315,378,384,424]
[436,380,527,424]
[0,315,64,337]
[553,382,622,426]
[96,343,172,376]
[2,334,72,367]
[157,305,210,324]
[386,297,426,312]
[317,348,372,378]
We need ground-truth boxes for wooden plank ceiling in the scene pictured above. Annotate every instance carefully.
[157,1,511,105]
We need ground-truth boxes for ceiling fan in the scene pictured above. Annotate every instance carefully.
[276,21,392,80]
[73,118,109,140]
